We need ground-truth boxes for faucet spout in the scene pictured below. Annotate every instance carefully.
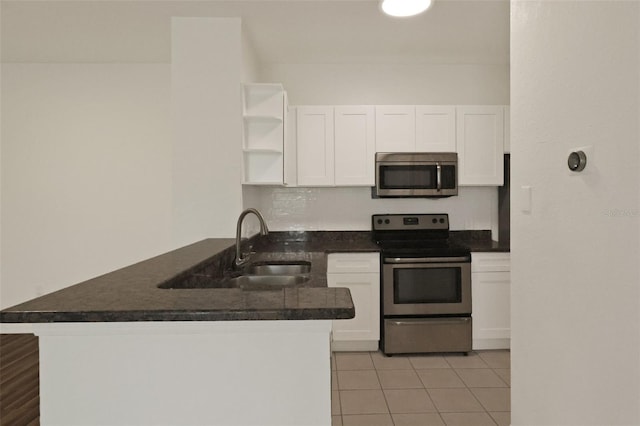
[235,208,269,267]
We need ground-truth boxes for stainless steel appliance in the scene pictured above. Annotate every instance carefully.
[373,213,472,355]
[374,152,458,198]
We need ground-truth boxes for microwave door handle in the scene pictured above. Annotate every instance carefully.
[436,163,442,192]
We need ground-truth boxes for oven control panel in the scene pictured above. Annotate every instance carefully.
[372,214,449,231]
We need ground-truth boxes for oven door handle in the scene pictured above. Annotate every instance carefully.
[388,317,471,326]
[385,256,470,264]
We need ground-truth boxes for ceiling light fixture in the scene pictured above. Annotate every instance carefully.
[381,0,433,17]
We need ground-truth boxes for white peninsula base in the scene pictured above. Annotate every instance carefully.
[34,320,332,426]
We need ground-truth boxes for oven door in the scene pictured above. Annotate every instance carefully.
[382,258,471,316]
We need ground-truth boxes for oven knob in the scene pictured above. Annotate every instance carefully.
[439,218,445,223]
[432,218,437,223]
[384,219,390,224]
[377,219,383,224]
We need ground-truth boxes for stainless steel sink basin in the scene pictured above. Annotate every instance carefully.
[246,261,311,276]
[228,274,310,290]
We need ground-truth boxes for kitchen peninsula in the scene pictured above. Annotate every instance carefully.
[0,234,377,426]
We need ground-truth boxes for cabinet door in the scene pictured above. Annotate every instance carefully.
[457,106,505,186]
[327,273,380,342]
[415,106,456,152]
[296,106,335,186]
[327,252,380,274]
[472,271,511,349]
[334,106,375,186]
[375,106,415,152]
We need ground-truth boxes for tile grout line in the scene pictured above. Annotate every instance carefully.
[371,352,396,425]
[332,352,345,425]
[408,352,448,426]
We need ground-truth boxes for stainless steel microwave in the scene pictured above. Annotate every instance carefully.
[374,152,458,198]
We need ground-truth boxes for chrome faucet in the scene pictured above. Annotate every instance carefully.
[234,208,269,267]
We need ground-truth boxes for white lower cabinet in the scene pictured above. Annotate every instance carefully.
[471,252,511,350]
[327,252,380,351]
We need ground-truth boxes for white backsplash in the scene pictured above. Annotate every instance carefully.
[243,186,499,237]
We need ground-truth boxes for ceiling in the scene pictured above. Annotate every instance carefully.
[0,0,510,65]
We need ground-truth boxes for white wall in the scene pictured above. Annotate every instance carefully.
[244,186,497,233]
[0,64,172,309]
[171,17,244,247]
[511,1,640,425]
[1,17,247,310]
[241,24,262,83]
[261,63,509,105]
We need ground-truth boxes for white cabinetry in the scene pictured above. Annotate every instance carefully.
[471,252,510,350]
[296,106,335,186]
[327,252,380,351]
[292,103,507,187]
[457,106,505,185]
[416,106,457,152]
[296,106,375,186]
[334,106,375,185]
[375,105,456,153]
[375,106,415,152]
[242,84,286,185]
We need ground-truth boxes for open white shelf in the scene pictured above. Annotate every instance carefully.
[242,151,283,184]
[243,84,285,118]
[242,83,287,185]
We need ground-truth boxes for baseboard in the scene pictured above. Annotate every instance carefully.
[331,340,379,352]
[473,338,510,350]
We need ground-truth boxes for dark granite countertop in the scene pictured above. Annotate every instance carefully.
[450,231,511,253]
[0,229,507,324]
[0,232,378,324]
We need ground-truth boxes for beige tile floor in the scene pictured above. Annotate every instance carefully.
[331,350,510,426]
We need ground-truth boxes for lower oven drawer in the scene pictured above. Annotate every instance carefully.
[383,317,472,355]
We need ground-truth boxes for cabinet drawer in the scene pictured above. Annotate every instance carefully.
[472,252,511,272]
[383,317,472,354]
[327,253,380,274]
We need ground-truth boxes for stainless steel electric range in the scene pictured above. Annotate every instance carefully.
[372,213,472,355]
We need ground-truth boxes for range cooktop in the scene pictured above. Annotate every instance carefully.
[372,213,470,257]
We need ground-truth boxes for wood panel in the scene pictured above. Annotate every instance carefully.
[0,334,39,426]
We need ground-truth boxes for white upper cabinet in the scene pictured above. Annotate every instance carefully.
[456,106,505,186]
[334,106,375,186]
[415,106,457,152]
[296,106,335,186]
[291,103,508,187]
[375,106,415,152]
[375,105,456,153]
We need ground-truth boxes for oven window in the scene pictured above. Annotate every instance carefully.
[379,165,436,189]
[393,268,461,304]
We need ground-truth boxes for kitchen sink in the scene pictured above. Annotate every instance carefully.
[228,274,310,290]
[246,261,311,276]
[159,271,311,290]
[158,258,312,290]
